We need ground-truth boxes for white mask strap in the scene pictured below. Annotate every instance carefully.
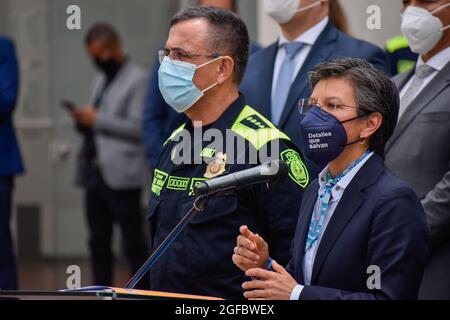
[196,56,223,70]
[431,2,450,32]
[295,0,321,14]
[431,2,450,14]
[201,82,219,94]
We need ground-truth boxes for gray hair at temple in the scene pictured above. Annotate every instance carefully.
[308,57,399,157]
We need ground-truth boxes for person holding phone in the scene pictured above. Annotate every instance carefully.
[69,23,149,287]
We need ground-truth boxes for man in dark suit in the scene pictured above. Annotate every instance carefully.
[0,35,24,290]
[385,0,450,300]
[240,0,390,176]
[233,58,428,300]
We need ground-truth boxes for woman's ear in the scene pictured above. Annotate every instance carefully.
[217,56,234,85]
[360,112,383,140]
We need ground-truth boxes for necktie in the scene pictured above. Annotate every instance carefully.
[399,63,435,119]
[271,42,305,125]
[304,150,371,252]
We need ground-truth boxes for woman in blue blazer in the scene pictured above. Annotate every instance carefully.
[232,58,429,300]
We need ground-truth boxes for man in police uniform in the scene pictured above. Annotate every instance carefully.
[147,6,309,299]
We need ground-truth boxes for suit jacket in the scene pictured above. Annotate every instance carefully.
[76,61,149,190]
[286,154,429,300]
[0,36,24,177]
[385,60,450,300]
[240,23,390,176]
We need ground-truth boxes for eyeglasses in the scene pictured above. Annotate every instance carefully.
[298,98,361,115]
[158,48,220,64]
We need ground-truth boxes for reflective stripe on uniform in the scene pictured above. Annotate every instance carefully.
[386,35,409,53]
[163,123,186,146]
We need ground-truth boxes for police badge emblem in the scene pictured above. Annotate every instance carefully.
[204,152,227,179]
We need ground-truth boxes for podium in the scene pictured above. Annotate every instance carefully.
[0,287,223,300]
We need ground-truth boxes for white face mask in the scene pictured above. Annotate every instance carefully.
[265,0,322,24]
[401,3,450,54]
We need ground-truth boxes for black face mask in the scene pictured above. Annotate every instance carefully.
[94,57,122,79]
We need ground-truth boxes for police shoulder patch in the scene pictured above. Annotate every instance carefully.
[239,114,271,131]
[281,149,309,188]
[231,105,290,150]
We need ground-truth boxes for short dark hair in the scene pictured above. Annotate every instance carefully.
[308,58,399,157]
[85,23,121,48]
[170,6,250,84]
[197,0,238,13]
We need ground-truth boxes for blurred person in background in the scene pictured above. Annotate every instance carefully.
[386,35,418,75]
[69,23,149,287]
[0,35,24,290]
[142,0,261,169]
[385,0,450,300]
[385,3,418,75]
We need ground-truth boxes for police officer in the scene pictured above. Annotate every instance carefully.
[385,35,418,75]
[147,7,310,299]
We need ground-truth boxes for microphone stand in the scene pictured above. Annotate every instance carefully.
[125,190,229,289]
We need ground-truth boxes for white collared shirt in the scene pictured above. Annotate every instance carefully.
[271,17,329,98]
[290,151,375,300]
[399,46,450,104]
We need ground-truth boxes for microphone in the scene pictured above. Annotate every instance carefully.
[194,160,288,196]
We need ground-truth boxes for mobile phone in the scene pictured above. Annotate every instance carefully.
[61,100,76,112]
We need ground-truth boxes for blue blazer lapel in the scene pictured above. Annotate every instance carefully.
[310,154,384,284]
[294,181,319,284]
[278,23,338,128]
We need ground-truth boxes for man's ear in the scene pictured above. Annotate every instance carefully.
[360,112,383,140]
[217,56,235,84]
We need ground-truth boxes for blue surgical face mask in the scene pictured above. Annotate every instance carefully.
[299,107,367,166]
[158,56,222,113]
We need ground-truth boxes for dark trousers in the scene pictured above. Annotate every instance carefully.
[0,176,18,290]
[85,174,148,288]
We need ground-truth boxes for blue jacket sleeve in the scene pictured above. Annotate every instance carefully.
[142,59,168,168]
[0,37,19,116]
[365,44,392,76]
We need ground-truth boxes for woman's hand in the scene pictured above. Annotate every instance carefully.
[243,260,298,300]
[232,225,269,272]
